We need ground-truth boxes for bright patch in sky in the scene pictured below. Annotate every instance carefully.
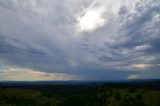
[127,74,142,79]
[77,8,106,32]
[130,64,152,70]
[0,68,79,81]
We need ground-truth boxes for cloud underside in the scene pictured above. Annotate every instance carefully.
[0,0,160,80]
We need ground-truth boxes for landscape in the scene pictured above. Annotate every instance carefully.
[0,0,160,106]
[0,80,160,106]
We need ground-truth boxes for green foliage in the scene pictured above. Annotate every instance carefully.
[0,88,61,106]
[128,88,138,93]
[114,91,121,101]
[60,96,86,106]
[0,85,159,106]
[119,96,146,106]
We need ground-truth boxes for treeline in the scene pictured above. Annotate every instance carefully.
[0,81,160,106]
[102,81,160,90]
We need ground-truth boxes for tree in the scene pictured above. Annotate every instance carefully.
[115,91,121,101]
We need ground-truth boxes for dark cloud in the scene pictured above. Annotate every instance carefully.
[0,0,159,80]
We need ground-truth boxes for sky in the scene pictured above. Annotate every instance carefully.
[0,0,160,81]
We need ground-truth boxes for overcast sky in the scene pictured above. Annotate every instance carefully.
[0,0,160,81]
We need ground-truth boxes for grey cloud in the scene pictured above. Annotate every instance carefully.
[96,0,160,75]
[0,35,69,72]
[0,0,160,80]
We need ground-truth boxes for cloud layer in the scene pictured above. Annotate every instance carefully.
[0,0,160,80]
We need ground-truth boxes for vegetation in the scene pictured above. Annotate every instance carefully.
[0,81,159,106]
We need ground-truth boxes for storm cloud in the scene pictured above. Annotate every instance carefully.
[0,0,160,80]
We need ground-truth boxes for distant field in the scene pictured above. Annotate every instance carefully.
[0,81,159,106]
